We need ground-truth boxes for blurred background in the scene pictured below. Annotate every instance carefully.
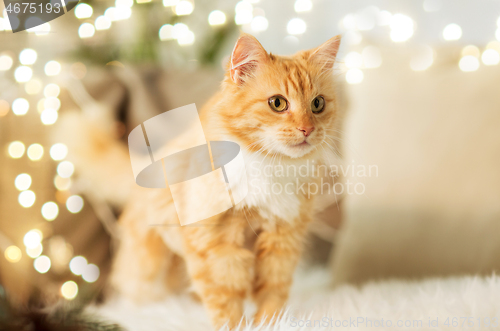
[1,0,500,309]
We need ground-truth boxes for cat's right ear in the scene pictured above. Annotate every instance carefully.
[229,33,268,84]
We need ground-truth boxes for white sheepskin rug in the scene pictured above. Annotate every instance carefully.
[92,267,500,331]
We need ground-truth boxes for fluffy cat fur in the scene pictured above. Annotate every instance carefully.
[110,33,342,330]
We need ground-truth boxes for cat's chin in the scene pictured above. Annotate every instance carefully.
[282,142,316,159]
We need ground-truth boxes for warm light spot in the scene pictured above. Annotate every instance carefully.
[44,97,61,111]
[287,18,306,35]
[82,263,100,283]
[234,1,253,25]
[12,98,29,116]
[45,61,61,76]
[344,51,363,68]
[25,79,43,95]
[355,6,378,31]
[208,10,226,26]
[41,108,58,125]
[54,175,72,191]
[341,14,356,30]
[79,23,95,39]
[57,161,75,178]
[19,49,37,65]
[5,246,22,263]
[389,14,414,42]
[345,68,364,84]
[37,99,45,113]
[251,16,268,32]
[50,143,68,161]
[24,230,42,249]
[42,202,59,221]
[461,45,480,58]
[104,7,117,21]
[33,22,51,36]
[8,141,25,158]
[27,144,44,161]
[159,24,174,41]
[61,281,78,300]
[34,255,51,273]
[175,0,193,16]
[116,0,134,8]
[95,16,111,30]
[19,190,36,208]
[26,243,43,258]
[410,46,434,71]
[0,54,13,71]
[443,23,462,41]
[487,41,500,52]
[75,3,93,19]
[177,30,195,46]
[44,84,60,98]
[482,49,500,65]
[15,173,32,191]
[67,195,84,213]
[14,66,33,83]
[343,30,362,45]
[362,46,382,68]
[459,55,480,72]
[294,0,312,12]
[70,256,88,275]
[0,100,9,117]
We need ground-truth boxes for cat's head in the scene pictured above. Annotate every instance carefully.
[218,33,341,160]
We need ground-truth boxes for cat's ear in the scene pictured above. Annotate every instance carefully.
[230,33,268,84]
[309,35,341,70]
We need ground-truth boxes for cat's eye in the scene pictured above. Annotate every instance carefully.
[268,95,288,112]
[311,96,325,114]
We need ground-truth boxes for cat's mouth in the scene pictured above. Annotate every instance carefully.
[290,140,310,148]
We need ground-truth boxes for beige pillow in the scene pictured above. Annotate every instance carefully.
[331,46,500,285]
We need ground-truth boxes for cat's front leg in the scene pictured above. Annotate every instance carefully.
[182,216,254,330]
[252,216,310,325]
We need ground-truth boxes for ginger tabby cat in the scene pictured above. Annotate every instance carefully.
[110,33,342,329]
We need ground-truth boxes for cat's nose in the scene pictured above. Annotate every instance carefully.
[297,126,314,137]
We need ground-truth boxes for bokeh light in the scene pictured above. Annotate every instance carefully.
[12,98,29,116]
[61,281,78,300]
[42,202,59,221]
[8,141,25,158]
[25,79,43,95]
[27,144,44,161]
[66,195,84,213]
[389,14,414,42]
[287,18,307,35]
[19,190,36,208]
[5,246,22,263]
[175,1,193,16]
[251,16,268,32]
[15,173,32,191]
[0,100,9,117]
[481,49,500,65]
[26,244,43,258]
[41,109,58,125]
[34,255,51,273]
[19,49,37,65]
[0,54,13,71]
[69,256,88,275]
[24,230,42,249]
[44,84,61,98]
[159,24,174,40]
[443,23,462,41]
[45,61,61,76]
[75,3,93,19]
[344,51,363,69]
[82,264,100,283]
[44,97,61,111]
[294,0,312,13]
[57,161,75,178]
[362,46,382,68]
[346,68,364,84]
[208,10,226,26]
[79,23,96,39]
[410,46,434,71]
[459,55,480,72]
[54,175,72,191]
[95,16,112,30]
[14,66,33,83]
[50,143,68,161]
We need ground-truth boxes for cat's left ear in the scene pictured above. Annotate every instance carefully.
[309,35,341,70]
[230,33,268,84]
